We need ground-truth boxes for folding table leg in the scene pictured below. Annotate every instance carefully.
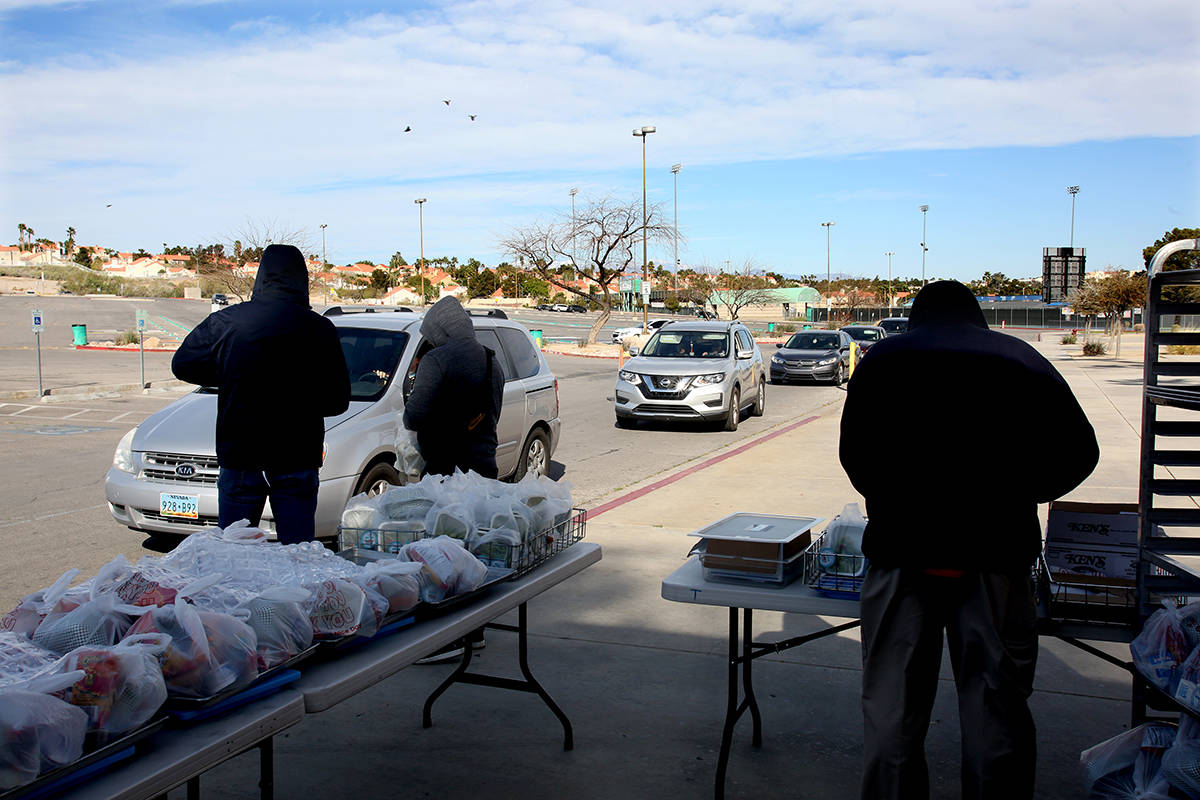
[258,738,274,800]
[742,608,763,748]
[187,776,200,800]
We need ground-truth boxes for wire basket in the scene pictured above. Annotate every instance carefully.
[802,530,868,599]
[1034,553,1188,628]
[338,507,587,580]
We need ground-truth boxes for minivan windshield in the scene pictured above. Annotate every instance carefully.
[786,333,839,350]
[339,328,410,401]
[880,319,907,333]
[844,327,882,341]
[642,330,729,358]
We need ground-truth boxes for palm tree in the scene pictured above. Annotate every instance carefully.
[17,223,25,250]
[65,227,76,257]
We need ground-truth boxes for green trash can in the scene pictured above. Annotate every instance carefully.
[530,329,543,349]
[767,322,775,333]
[71,324,87,346]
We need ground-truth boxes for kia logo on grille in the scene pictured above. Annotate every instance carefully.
[175,464,197,477]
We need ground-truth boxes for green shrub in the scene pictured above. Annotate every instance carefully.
[117,329,139,345]
[777,323,796,333]
[1061,333,1077,344]
[1082,340,1107,356]
[1167,344,1200,355]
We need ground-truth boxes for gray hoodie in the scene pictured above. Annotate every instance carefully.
[403,298,505,477]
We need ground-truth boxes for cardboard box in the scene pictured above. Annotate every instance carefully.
[704,530,811,566]
[1044,542,1138,585]
[1045,501,1139,549]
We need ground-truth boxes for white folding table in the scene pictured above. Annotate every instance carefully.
[297,542,602,750]
[662,556,860,800]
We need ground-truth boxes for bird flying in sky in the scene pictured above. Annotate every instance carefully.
[442,99,451,106]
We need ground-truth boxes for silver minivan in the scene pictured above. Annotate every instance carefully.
[105,307,561,541]
[613,320,766,431]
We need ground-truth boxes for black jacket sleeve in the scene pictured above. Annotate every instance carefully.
[1028,370,1099,501]
[172,315,223,388]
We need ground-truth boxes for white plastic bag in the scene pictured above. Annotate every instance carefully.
[402,536,488,603]
[340,493,384,532]
[355,561,423,615]
[0,569,80,638]
[115,557,194,608]
[51,634,170,736]
[303,578,375,639]
[1162,715,1200,798]
[819,503,868,577]
[238,587,314,671]
[425,502,475,541]
[0,632,59,689]
[1132,601,1194,695]
[0,672,89,790]
[1081,723,1176,793]
[32,591,138,656]
[396,427,426,480]
[469,527,522,568]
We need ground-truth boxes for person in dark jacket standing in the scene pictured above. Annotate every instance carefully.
[172,244,349,544]
[839,281,1099,800]
[403,296,504,477]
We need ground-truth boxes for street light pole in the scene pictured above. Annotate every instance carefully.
[821,221,835,326]
[885,251,894,313]
[633,125,656,331]
[569,187,578,269]
[1067,186,1080,248]
[919,204,929,286]
[320,223,328,306]
[671,163,681,307]
[415,198,427,307]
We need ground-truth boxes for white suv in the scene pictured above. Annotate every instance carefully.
[105,308,561,541]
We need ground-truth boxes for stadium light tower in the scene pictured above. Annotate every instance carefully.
[633,125,656,331]
[415,198,427,306]
[1067,186,1080,247]
[919,204,930,285]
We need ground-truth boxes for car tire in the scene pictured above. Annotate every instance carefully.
[724,387,740,432]
[752,380,766,416]
[513,428,550,481]
[355,461,402,497]
[833,363,845,387]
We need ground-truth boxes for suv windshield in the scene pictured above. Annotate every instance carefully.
[845,328,881,341]
[786,333,840,350]
[339,328,410,402]
[642,330,729,358]
[880,319,907,333]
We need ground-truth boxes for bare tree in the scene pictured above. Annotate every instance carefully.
[832,278,876,327]
[709,261,782,319]
[199,219,319,302]
[499,195,675,343]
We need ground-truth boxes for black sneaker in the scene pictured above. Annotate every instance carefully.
[414,636,485,665]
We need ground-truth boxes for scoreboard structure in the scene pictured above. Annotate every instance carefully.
[1043,247,1086,303]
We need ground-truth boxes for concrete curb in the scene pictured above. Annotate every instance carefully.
[0,378,190,403]
[74,344,179,353]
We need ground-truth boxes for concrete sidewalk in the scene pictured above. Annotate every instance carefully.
[178,341,1148,800]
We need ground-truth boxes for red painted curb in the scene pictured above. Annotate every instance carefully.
[585,414,821,520]
[543,349,621,360]
[75,345,178,352]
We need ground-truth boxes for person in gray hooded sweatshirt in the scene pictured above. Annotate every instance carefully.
[403,297,505,477]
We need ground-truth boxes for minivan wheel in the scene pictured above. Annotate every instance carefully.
[752,381,766,416]
[355,462,402,497]
[724,388,740,432]
[514,429,550,481]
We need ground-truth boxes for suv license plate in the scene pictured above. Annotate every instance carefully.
[160,493,198,519]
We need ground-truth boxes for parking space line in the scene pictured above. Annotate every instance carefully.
[10,405,35,415]
[60,409,93,419]
[110,411,134,421]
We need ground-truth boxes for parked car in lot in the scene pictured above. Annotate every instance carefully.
[769,329,852,385]
[614,321,766,431]
[878,317,908,336]
[105,307,561,542]
[210,293,229,313]
[567,304,587,313]
[535,303,552,311]
[840,324,886,354]
[550,303,569,312]
[611,318,673,344]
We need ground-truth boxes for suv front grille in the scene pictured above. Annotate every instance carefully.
[637,374,696,400]
[141,452,220,485]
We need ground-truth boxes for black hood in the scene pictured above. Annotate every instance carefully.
[907,280,987,331]
[421,296,475,346]
[251,244,310,305]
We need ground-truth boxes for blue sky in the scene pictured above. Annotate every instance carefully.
[1,0,1197,282]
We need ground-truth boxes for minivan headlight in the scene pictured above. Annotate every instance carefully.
[113,427,137,473]
[692,373,726,386]
[618,370,641,385]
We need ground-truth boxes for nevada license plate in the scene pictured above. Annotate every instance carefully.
[160,493,198,519]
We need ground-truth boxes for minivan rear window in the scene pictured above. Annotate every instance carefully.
[339,328,409,402]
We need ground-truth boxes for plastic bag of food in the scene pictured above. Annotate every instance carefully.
[1081,723,1176,790]
[1132,601,1195,695]
[396,427,426,481]
[51,633,169,736]
[126,594,257,698]
[424,502,475,540]
[1161,715,1200,798]
[0,632,60,689]
[0,671,89,790]
[402,536,488,603]
[0,569,80,638]
[819,503,868,577]
[469,527,522,569]
[340,492,384,533]
[303,579,375,639]
[32,591,139,657]
[355,561,423,615]
[376,484,436,524]
[238,587,314,671]
[115,557,195,608]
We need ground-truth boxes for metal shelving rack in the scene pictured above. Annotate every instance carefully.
[1134,237,1200,721]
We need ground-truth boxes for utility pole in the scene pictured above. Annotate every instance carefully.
[415,198,427,306]
[885,251,895,313]
[320,223,328,306]
[919,205,929,286]
[671,163,681,309]
[822,221,835,326]
[569,187,578,268]
[633,125,656,331]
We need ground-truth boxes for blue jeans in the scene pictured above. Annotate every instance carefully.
[217,467,320,545]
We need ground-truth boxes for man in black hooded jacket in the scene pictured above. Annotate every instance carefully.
[172,244,349,544]
[839,281,1098,800]
[403,296,504,477]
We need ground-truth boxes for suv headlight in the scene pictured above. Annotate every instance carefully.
[618,370,641,385]
[771,354,784,364]
[113,427,137,473]
[817,356,837,366]
[692,373,726,386]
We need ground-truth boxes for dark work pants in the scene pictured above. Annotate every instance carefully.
[217,467,320,545]
[859,566,1038,800]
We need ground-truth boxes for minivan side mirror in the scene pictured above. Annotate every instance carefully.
[736,349,753,360]
[628,346,639,357]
